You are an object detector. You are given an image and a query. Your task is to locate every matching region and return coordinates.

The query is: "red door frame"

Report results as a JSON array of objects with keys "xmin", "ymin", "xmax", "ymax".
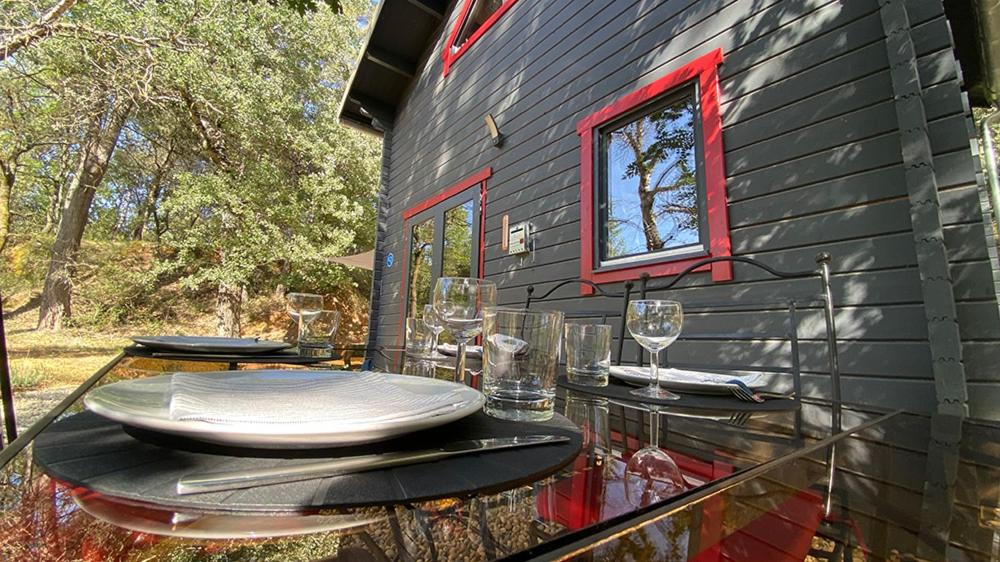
[{"xmin": 397, "ymin": 167, "xmax": 492, "ymax": 344}]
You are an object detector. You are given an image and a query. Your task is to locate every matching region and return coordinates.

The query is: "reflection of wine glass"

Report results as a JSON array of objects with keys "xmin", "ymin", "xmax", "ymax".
[
  {"xmin": 432, "ymin": 278, "xmax": 496, "ymax": 384},
  {"xmin": 422, "ymin": 304, "xmax": 446, "ymax": 359},
  {"xmin": 624, "ymin": 407, "xmax": 686, "ymax": 507},
  {"xmin": 286, "ymin": 293, "xmax": 323, "ymax": 343},
  {"xmin": 626, "ymin": 300, "xmax": 683, "ymax": 400},
  {"xmin": 624, "ymin": 449, "xmax": 686, "ymax": 507}
]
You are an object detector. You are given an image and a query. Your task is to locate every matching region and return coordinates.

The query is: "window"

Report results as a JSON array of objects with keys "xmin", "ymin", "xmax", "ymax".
[
  {"xmin": 400, "ymin": 168, "xmax": 491, "ymax": 335},
  {"xmin": 577, "ymin": 49, "xmax": 731, "ymax": 292},
  {"xmin": 442, "ymin": 0, "xmax": 519, "ymax": 76},
  {"xmin": 600, "ymin": 86, "xmax": 704, "ymax": 266}
]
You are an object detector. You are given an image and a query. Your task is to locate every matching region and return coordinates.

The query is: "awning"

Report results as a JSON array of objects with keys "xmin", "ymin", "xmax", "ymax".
[{"xmin": 329, "ymin": 250, "xmax": 375, "ymax": 270}]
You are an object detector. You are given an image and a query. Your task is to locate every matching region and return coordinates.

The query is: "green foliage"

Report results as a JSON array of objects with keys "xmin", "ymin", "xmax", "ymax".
[{"xmin": 1, "ymin": 0, "xmax": 381, "ymax": 331}]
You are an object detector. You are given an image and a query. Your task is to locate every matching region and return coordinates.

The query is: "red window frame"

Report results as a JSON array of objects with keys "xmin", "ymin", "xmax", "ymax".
[
  {"xmin": 397, "ymin": 167, "xmax": 492, "ymax": 344},
  {"xmin": 576, "ymin": 49, "xmax": 731, "ymax": 294},
  {"xmin": 441, "ymin": 0, "xmax": 520, "ymax": 77}
]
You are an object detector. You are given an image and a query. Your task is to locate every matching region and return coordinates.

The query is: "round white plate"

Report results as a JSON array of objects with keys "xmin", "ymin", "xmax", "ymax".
[
  {"xmin": 84, "ymin": 370, "xmax": 484, "ymax": 448},
  {"xmin": 132, "ymin": 336, "xmax": 292, "ymax": 354},
  {"xmin": 608, "ymin": 366, "xmax": 767, "ymax": 395}
]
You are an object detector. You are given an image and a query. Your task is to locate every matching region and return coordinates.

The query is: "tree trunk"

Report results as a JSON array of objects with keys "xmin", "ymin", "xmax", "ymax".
[
  {"xmin": 0, "ymin": 158, "xmax": 14, "ymax": 256},
  {"xmin": 37, "ymin": 100, "xmax": 130, "ymax": 330},
  {"xmin": 216, "ymin": 281, "xmax": 244, "ymax": 337},
  {"xmin": 132, "ymin": 145, "xmax": 173, "ymax": 240}
]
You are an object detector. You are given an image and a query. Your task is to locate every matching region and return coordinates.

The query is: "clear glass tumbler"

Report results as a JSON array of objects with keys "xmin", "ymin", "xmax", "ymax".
[
  {"xmin": 405, "ymin": 317, "xmax": 434, "ymax": 357},
  {"xmin": 564, "ymin": 323, "xmax": 612, "ymax": 387},
  {"xmin": 482, "ymin": 307, "xmax": 564, "ymax": 421},
  {"xmin": 298, "ymin": 309, "xmax": 340, "ymax": 358}
]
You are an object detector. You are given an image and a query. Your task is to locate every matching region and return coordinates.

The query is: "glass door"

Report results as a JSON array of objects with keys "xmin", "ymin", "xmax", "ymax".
[{"xmin": 404, "ymin": 189, "xmax": 482, "ymax": 321}]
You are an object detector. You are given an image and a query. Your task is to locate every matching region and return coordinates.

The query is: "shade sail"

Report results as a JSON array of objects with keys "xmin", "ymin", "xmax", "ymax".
[{"xmin": 329, "ymin": 250, "xmax": 374, "ymax": 270}]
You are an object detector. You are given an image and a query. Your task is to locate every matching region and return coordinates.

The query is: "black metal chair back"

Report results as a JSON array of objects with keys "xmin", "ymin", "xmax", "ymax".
[
  {"xmin": 523, "ymin": 253, "xmax": 842, "ymax": 422},
  {"xmin": 523, "ymin": 278, "xmax": 635, "ymax": 365},
  {"xmin": 0, "ymin": 295, "xmax": 17, "ymax": 448}
]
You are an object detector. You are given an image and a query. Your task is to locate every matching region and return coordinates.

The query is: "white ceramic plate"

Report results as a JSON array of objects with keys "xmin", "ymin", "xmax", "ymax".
[
  {"xmin": 608, "ymin": 366, "xmax": 767, "ymax": 395},
  {"xmin": 84, "ymin": 370, "xmax": 484, "ymax": 448},
  {"xmin": 132, "ymin": 335, "xmax": 292, "ymax": 354}
]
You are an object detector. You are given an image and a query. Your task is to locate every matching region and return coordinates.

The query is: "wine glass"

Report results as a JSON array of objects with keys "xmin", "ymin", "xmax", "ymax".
[
  {"xmin": 432, "ymin": 277, "xmax": 496, "ymax": 384},
  {"xmin": 626, "ymin": 300, "xmax": 683, "ymax": 400},
  {"xmin": 625, "ymin": 406, "xmax": 686, "ymax": 507},
  {"xmin": 422, "ymin": 304, "xmax": 446, "ymax": 359},
  {"xmin": 286, "ymin": 292, "xmax": 323, "ymax": 345}
]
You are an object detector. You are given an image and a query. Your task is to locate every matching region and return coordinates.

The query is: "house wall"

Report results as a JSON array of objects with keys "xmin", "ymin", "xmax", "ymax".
[{"xmin": 371, "ymin": 0, "xmax": 1000, "ymax": 418}]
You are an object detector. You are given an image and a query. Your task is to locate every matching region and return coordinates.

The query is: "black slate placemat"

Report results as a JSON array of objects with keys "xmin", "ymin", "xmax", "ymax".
[
  {"xmin": 558, "ymin": 376, "xmax": 799, "ymax": 412},
  {"xmin": 33, "ymin": 410, "xmax": 581, "ymax": 513}
]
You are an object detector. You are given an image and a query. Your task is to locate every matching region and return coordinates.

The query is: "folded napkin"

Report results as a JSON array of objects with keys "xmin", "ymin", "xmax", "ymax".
[
  {"xmin": 437, "ymin": 344, "xmax": 483, "ymax": 358},
  {"xmin": 169, "ymin": 371, "xmax": 467, "ymax": 425},
  {"xmin": 609, "ymin": 366, "xmax": 767, "ymax": 388}
]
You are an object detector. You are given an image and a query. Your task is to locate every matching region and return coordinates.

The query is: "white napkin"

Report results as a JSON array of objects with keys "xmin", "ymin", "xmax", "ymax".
[
  {"xmin": 437, "ymin": 344, "xmax": 483, "ymax": 358},
  {"xmin": 168, "ymin": 371, "xmax": 467, "ymax": 425},
  {"xmin": 609, "ymin": 366, "xmax": 766, "ymax": 388}
]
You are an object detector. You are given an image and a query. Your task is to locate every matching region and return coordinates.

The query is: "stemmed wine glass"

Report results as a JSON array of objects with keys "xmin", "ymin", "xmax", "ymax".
[
  {"xmin": 432, "ymin": 277, "xmax": 496, "ymax": 384},
  {"xmin": 624, "ymin": 406, "xmax": 686, "ymax": 507},
  {"xmin": 422, "ymin": 304, "xmax": 446, "ymax": 359},
  {"xmin": 286, "ymin": 292, "xmax": 324, "ymax": 347},
  {"xmin": 626, "ymin": 300, "xmax": 683, "ymax": 400}
]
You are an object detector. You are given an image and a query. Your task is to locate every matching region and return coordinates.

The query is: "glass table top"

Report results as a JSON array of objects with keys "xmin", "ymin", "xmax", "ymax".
[{"xmin": 0, "ymin": 349, "xmax": 996, "ymax": 561}]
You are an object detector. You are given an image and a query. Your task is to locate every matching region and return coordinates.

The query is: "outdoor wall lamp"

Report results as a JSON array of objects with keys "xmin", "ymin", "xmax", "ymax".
[{"xmin": 485, "ymin": 114, "xmax": 504, "ymax": 147}]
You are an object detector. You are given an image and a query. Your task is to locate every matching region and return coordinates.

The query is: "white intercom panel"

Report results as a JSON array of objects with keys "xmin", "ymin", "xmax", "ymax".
[{"xmin": 507, "ymin": 222, "xmax": 531, "ymax": 255}]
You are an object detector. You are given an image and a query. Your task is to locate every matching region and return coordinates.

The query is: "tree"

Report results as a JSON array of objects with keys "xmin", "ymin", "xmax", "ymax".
[
  {"xmin": 608, "ymin": 98, "xmax": 699, "ymax": 255},
  {"xmin": 37, "ymin": 97, "xmax": 130, "ymax": 329}
]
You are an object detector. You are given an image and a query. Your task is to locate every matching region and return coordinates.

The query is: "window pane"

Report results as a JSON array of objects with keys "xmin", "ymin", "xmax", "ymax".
[
  {"xmin": 407, "ymin": 218, "xmax": 435, "ymax": 318},
  {"xmin": 442, "ymin": 200, "xmax": 474, "ymax": 278},
  {"xmin": 602, "ymin": 92, "xmax": 700, "ymax": 261},
  {"xmin": 453, "ymin": 0, "xmax": 504, "ymax": 49}
]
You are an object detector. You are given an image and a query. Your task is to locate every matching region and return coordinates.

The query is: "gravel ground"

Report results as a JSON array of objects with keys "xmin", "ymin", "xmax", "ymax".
[{"xmin": 11, "ymin": 387, "xmax": 75, "ymax": 434}]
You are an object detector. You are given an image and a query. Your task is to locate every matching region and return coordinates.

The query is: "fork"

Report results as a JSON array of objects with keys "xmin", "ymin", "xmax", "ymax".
[{"xmin": 726, "ymin": 379, "xmax": 765, "ymax": 403}]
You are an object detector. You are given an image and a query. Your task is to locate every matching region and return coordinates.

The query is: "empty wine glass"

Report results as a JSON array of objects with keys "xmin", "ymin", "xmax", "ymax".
[
  {"xmin": 286, "ymin": 292, "xmax": 323, "ymax": 346},
  {"xmin": 432, "ymin": 277, "xmax": 497, "ymax": 384},
  {"xmin": 422, "ymin": 304, "xmax": 446, "ymax": 359},
  {"xmin": 626, "ymin": 300, "xmax": 683, "ymax": 400},
  {"xmin": 625, "ymin": 406, "xmax": 686, "ymax": 507}
]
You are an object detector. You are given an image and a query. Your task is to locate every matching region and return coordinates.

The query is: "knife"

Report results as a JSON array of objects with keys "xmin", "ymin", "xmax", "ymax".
[{"xmin": 176, "ymin": 434, "xmax": 571, "ymax": 495}]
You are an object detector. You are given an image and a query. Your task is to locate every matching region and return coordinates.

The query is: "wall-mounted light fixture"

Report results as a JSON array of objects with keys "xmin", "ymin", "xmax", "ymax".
[{"xmin": 485, "ymin": 114, "xmax": 504, "ymax": 147}]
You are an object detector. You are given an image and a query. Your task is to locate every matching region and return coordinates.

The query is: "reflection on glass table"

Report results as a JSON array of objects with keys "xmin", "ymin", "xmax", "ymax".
[{"xmin": 1, "ymin": 349, "xmax": 993, "ymax": 561}]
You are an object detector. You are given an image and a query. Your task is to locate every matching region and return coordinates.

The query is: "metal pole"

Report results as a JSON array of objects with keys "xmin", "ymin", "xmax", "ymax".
[
  {"xmin": 816, "ymin": 252, "xmax": 842, "ymax": 518},
  {"xmin": 982, "ymin": 109, "xmax": 1000, "ymax": 242},
  {"xmin": 0, "ymin": 296, "xmax": 18, "ymax": 445}
]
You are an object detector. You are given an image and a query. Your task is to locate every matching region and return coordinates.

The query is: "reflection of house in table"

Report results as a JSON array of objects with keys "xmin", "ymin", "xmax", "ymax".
[{"xmin": 341, "ymin": 0, "xmax": 1000, "ymax": 420}]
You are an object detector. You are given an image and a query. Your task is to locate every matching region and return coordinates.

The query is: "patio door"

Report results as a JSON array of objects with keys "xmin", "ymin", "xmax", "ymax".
[{"xmin": 403, "ymin": 186, "xmax": 483, "ymax": 322}]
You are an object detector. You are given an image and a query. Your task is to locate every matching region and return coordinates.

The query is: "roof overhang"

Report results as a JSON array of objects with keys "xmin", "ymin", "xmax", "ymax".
[
  {"xmin": 338, "ymin": 0, "xmax": 450, "ymax": 135},
  {"xmin": 944, "ymin": 0, "xmax": 1000, "ymax": 106}
]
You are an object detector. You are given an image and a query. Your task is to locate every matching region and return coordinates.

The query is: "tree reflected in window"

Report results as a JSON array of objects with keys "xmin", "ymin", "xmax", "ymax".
[
  {"xmin": 442, "ymin": 200, "xmax": 474, "ymax": 278},
  {"xmin": 601, "ymin": 88, "xmax": 701, "ymax": 264},
  {"xmin": 407, "ymin": 218, "xmax": 435, "ymax": 318}
]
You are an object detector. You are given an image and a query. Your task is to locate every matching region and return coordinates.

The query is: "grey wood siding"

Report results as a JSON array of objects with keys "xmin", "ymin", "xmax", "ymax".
[{"xmin": 371, "ymin": 0, "xmax": 1000, "ymax": 418}]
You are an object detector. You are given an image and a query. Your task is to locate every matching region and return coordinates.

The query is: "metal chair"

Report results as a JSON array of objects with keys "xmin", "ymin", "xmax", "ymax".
[
  {"xmin": 523, "ymin": 278, "xmax": 636, "ymax": 366},
  {"xmin": 0, "ymin": 294, "xmax": 17, "ymax": 448}
]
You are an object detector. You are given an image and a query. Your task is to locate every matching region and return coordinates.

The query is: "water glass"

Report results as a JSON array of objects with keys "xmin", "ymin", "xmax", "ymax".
[
  {"xmin": 564, "ymin": 323, "xmax": 612, "ymax": 387},
  {"xmin": 422, "ymin": 304, "xmax": 446, "ymax": 358},
  {"xmin": 432, "ymin": 277, "xmax": 497, "ymax": 384},
  {"xmin": 626, "ymin": 300, "xmax": 683, "ymax": 400},
  {"xmin": 482, "ymin": 307, "xmax": 564, "ymax": 421},
  {"xmin": 405, "ymin": 317, "xmax": 434, "ymax": 357},
  {"xmin": 287, "ymin": 292, "xmax": 324, "ymax": 341},
  {"xmin": 299, "ymin": 309, "xmax": 341, "ymax": 357}
]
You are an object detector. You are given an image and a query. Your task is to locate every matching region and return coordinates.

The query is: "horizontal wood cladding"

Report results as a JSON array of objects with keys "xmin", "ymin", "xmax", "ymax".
[{"xmin": 373, "ymin": 0, "xmax": 1000, "ymax": 415}]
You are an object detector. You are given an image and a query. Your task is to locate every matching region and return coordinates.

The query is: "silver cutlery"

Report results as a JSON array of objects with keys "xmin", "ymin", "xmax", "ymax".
[
  {"xmin": 726, "ymin": 379, "xmax": 765, "ymax": 403},
  {"xmin": 176, "ymin": 434, "xmax": 571, "ymax": 495}
]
